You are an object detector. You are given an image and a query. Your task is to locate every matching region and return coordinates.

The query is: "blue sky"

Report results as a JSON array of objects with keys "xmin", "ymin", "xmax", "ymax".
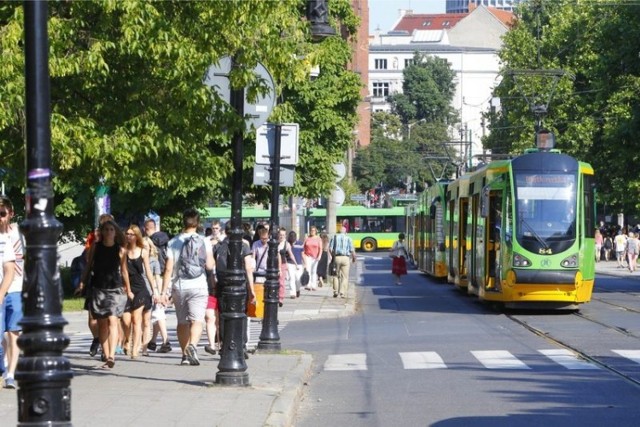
[{"xmin": 369, "ymin": 0, "xmax": 446, "ymax": 33}]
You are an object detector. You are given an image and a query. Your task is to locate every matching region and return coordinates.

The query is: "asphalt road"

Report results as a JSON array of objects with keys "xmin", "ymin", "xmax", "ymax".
[{"xmin": 286, "ymin": 254, "xmax": 640, "ymax": 427}]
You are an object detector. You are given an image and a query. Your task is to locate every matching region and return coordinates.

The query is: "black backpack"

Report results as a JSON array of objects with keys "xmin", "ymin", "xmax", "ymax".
[
  {"xmin": 178, "ymin": 234, "xmax": 206, "ymax": 279},
  {"xmin": 150, "ymin": 231, "xmax": 170, "ymax": 275}
]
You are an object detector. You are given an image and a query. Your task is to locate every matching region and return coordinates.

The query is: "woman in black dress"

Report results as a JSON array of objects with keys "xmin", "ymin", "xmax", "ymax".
[
  {"xmin": 316, "ymin": 232, "xmax": 330, "ymax": 288},
  {"xmin": 78, "ymin": 220, "xmax": 129, "ymax": 369},
  {"xmin": 123, "ymin": 224, "xmax": 156, "ymax": 358}
]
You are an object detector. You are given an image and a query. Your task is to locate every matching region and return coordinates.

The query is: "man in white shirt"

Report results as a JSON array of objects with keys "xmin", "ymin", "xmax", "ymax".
[{"xmin": 0, "ymin": 196, "xmax": 17, "ymax": 388}]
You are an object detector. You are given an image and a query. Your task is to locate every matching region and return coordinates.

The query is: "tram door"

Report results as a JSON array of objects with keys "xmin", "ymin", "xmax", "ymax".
[
  {"xmin": 485, "ymin": 190, "xmax": 503, "ymax": 290},
  {"xmin": 469, "ymin": 194, "xmax": 481, "ymax": 293},
  {"xmin": 458, "ymin": 197, "xmax": 469, "ymax": 286}
]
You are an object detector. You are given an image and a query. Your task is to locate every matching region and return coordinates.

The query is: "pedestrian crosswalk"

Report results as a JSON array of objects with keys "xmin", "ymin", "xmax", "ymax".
[
  {"xmin": 64, "ymin": 318, "xmax": 283, "ymax": 356},
  {"xmin": 320, "ymin": 349, "xmax": 640, "ymax": 371}
]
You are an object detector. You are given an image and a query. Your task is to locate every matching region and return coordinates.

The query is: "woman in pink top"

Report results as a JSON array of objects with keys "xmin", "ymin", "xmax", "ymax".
[{"xmin": 303, "ymin": 226, "xmax": 322, "ymax": 290}]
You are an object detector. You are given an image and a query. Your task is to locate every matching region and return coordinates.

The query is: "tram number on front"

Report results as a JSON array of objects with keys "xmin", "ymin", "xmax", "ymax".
[{"xmin": 538, "ymin": 248, "xmax": 553, "ymax": 255}]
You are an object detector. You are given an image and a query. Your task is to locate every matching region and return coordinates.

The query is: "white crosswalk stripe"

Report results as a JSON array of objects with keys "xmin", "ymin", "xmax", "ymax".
[
  {"xmin": 64, "ymin": 318, "xmax": 284, "ymax": 356},
  {"xmin": 324, "ymin": 353, "xmax": 368, "ymax": 371},
  {"xmin": 612, "ymin": 349, "xmax": 640, "ymax": 364},
  {"xmin": 472, "ymin": 350, "xmax": 530, "ymax": 369},
  {"xmin": 538, "ymin": 349, "xmax": 599, "ymax": 370},
  {"xmin": 399, "ymin": 351, "xmax": 447, "ymax": 369}
]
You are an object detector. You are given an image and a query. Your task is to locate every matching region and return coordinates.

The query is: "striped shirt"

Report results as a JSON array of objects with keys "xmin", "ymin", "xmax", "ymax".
[
  {"xmin": 329, "ymin": 233, "xmax": 354, "ymax": 256},
  {"xmin": 0, "ymin": 233, "xmax": 16, "ymax": 285},
  {"xmin": 7, "ymin": 224, "xmax": 24, "ymax": 293}
]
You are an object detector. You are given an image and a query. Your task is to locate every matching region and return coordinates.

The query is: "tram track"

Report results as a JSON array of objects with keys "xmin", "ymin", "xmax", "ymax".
[{"xmin": 506, "ymin": 313, "xmax": 640, "ymax": 390}]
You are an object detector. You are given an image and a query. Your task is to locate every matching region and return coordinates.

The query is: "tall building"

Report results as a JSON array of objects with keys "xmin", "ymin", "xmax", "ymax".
[
  {"xmin": 369, "ymin": 6, "xmax": 514, "ymax": 165},
  {"xmin": 446, "ymin": 0, "xmax": 525, "ymax": 13},
  {"xmin": 351, "ymin": 0, "xmax": 370, "ymax": 149}
]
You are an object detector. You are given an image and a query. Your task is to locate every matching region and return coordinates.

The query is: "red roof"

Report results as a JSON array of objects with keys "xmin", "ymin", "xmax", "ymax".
[
  {"xmin": 393, "ymin": 13, "xmax": 467, "ymax": 33},
  {"xmin": 487, "ymin": 7, "xmax": 515, "ymax": 27}
]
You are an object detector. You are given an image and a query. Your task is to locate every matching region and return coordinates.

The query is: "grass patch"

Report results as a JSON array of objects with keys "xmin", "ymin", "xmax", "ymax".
[{"xmin": 63, "ymin": 297, "xmax": 85, "ymax": 313}]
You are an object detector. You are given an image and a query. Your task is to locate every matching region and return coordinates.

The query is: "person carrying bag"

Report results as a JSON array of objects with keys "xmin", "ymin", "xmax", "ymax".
[{"xmin": 390, "ymin": 233, "xmax": 408, "ymax": 285}]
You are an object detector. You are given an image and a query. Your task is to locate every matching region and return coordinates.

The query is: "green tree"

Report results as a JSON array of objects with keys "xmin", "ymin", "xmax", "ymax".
[
  {"xmin": 0, "ymin": 0, "xmax": 360, "ymax": 237},
  {"xmin": 485, "ymin": 0, "xmax": 640, "ymax": 217},
  {"xmin": 388, "ymin": 52, "xmax": 457, "ymax": 126}
]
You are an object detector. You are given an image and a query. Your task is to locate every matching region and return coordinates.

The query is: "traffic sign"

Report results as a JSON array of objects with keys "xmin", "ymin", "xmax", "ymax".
[
  {"xmin": 255, "ymin": 124, "xmax": 299, "ymax": 166},
  {"xmin": 350, "ymin": 194, "xmax": 366, "ymax": 202},
  {"xmin": 253, "ymin": 164, "xmax": 295, "ymax": 187},
  {"xmin": 204, "ymin": 57, "xmax": 276, "ymax": 130},
  {"xmin": 334, "ymin": 185, "xmax": 345, "ymax": 207},
  {"xmin": 333, "ymin": 163, "xmax": 346, "ymax": 182}
]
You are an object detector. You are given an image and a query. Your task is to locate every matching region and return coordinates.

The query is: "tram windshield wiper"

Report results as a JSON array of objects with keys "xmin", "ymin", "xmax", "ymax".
[{"xmin": 520, "ymin": 218, "xmax": 549, "ymax": 250}]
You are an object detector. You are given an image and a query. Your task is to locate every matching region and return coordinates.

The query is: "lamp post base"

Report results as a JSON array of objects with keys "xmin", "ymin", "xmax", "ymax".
[
  {"xmin": 257, "ymin": 341, "xmax": 282, "ymax": 352},
  {"xmin": 215, "ymin": 371, "xmax": 251, "ymax": 386}
]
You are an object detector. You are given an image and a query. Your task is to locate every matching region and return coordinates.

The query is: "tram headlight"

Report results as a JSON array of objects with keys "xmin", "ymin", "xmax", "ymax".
[
  {"xmin": 561, "ymin": 254, "xmax": 578, "ymax": 268},
  {"xmin": 513, "ymin": 253, "xmax": 531, "ymax": 267}
]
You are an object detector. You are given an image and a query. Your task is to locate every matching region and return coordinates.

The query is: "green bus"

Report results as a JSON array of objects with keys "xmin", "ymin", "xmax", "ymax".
[
  {"xmin": 308, "ymin": 206, "xmax": 406, "ymax": 252},
  {"xmin": 203, "ymin": 206, "xmax": 271, "ymax": 227}
]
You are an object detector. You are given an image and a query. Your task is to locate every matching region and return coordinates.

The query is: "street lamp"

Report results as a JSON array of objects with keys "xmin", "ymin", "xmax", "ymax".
[
  {"xmin": 216, "ymin": 57, "xmax": 251, "ymax": 386},
  {"xmin": 257, "ymin": 0, "xmax": 336, "ymax": 352},
  {"xmin": 17, "ymin": 1, "xmax": 73, "ymax": 424}
]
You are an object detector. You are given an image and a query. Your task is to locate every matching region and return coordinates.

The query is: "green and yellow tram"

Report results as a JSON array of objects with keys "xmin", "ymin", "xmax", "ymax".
[{"xmin": 408, "ymin": 136, "xmax": 596, "ymax": 309}]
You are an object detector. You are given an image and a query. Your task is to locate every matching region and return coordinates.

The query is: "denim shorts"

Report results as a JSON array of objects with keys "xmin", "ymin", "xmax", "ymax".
[{"xmin": 3, "ymin": 292, "xmax": 23, "ymax": 332}]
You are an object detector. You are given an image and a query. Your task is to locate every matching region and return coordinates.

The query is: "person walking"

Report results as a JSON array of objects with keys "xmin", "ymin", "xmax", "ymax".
[
  {"xmin": 0, "ymin": 196, "xmax": 18, "ymax": 388},
  {"xmin": 316, "ymin": 233, "xmax": 330, "ymax": 288},
  {"xmin": 303, "ymin": 226, "xmax": 322, "ymax": 291},
  {"xmin": 594, "ymin": 229, "xmax": 603, "ymax": 262},
  {"xmin": 77, "ymin": 220, "xmax": 129, "ymax": 369},
  {"xmin": 390, "ymin": 233, "xmax": 409, "ymax": 285},
  {"xmin": 627, "ymin": 232, "xmax": 639, "ymax": 273},
  {"xmin": 161, "ymin": 208, "xmax": 214, "ymax": 366},
  {"xmin": 329, "ymin": 227, "xmax": 357, "ymax": 299},
  {"xmin": 123, "ymin": 225, "xmax": 156, "ymax": 358},
  {"xmin": 278, "ymin": 227, "xmax": 297, "ymax": 302},
  {"xmin": 614, "ymin": 230, "xmax": 628, "ymax": 268},
  {"xmin": 287, "ymin": 231, "xmax": 304, "ymax": 298}
]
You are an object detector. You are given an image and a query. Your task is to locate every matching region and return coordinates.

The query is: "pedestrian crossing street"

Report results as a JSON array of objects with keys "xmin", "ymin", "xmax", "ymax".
[{"xmin": 323, "ymin": 349, "xmax": 640, "ymax": 371}]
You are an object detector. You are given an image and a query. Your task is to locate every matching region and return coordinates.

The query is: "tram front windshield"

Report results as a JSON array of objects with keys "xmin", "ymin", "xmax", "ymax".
[{"xmin": 514, "ymin": 172, "xmax": 577, "ymax": 252}]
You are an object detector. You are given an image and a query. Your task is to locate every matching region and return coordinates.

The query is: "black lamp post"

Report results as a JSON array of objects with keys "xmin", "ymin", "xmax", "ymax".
[
  {"xmin": 216, "ymin": 57, "xmax": 250, "ymax": 386},
  {"xmin": 257, "ymin": 1, "xmax": 336, "ymax": 351},
  {"xmin": 257, "ymin": 124, "xmax": 283, "ymax": 352},
  {"xmin": 17, "ymin": 1, "xmax": 73, "ymax": 425}
]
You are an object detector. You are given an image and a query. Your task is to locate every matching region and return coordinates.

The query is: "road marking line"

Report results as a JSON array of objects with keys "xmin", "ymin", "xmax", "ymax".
[
  {"xmin": 539, "ymin": 349, "xmax": 599, "ymax": 370},
  {"xmin": 324, "ymin": 353, "xmax": 367, "ymax": 371},
  {"xmin": 399, "ymin": 351, "xmax": 447, "ymax": 369},
  {"xmin": 472, "ymin": 350, "xmax": 530, "ymax": 369},
  {"xmin": 612, "ymin": 350, "xmax": 640, "ymax": 364}
]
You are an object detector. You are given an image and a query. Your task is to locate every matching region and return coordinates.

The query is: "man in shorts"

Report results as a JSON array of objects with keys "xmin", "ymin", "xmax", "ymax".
[{"xmin": 161, "ymin": 208, "xmax": 214, "ymax": 366}]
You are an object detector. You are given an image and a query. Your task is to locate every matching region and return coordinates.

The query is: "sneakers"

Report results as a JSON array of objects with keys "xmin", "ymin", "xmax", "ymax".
[
  {"xmin": 3, "ymin": 377, "xmax": 16, "ymax": 389},
  {"xmin": 89, "ymin": 337, "xmax": 100, "ymax": 357},
  {"xmin": 185, "ymin": 344, "xmax": 200, "ymax": 366},
  {"xmin": 158, "ymin": 341, "xmax": 172, "ymax": 353},
  {"xmin": 147, "ymin": 341, "xmax": 157, "ymax": 352},
  {"xmin": 180, "ymin": 356, "xmax": 190, "ymax": 366},
  {"xmin": 204, "ymin": 345, "xmax": 217, "ymax": 356}
]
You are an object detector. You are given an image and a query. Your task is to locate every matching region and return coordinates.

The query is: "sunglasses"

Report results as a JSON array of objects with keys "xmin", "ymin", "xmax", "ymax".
[{"xmin": 0, "ymin": 211, "xmax": 7, "ymax": 218}]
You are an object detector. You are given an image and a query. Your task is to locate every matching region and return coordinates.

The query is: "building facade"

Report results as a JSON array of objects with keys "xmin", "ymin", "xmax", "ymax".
[
  {"xmin": 446, "ymin": 0, "xmax": 526, "ymax": 13},
  {"xmin": 368, "ymin": 6, "xmax": 512, "ymax": 166}
]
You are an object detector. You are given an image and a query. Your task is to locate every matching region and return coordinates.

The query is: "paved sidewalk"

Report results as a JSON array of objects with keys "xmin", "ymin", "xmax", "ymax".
[
  {"xmin": 0, "ymin": 261, "xmax": 361, "ymax": 426},
  {"xmin": 595, "ymin": 259, "xmax": 640, "ymax": 279}
]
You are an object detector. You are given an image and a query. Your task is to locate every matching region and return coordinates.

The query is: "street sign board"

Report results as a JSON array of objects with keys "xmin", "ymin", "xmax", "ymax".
[
  {"xmin": 255, "ymin": 123, "xmax": 299, "ymax": 166},
  {"xmin": 350, "ymin": 194, "xmax": 366, "ymax": 201},
  {"xmin": 253, "ymin": 163, "xmax": 295, "ymax": 187},
  {"xmin": 204, "ymin": 57, "xmax": 275, "ymax": 130}
]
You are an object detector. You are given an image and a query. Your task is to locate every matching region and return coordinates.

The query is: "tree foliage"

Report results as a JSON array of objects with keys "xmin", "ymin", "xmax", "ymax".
[
  {"xmin": 388, "ymin": 52, "xmax": 457, "ymax": 125},
  {"xmin": 0, "ymin": 0, "xmax": 360, "ymax": 237},
  {"xmin": 484, "ymin": 0, "xmax": 640, "ymax": 216}
]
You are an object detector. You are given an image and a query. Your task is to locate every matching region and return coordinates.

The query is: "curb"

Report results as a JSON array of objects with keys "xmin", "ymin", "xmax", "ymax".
[{"xmin": 264, "ymin": 353, "xmax": 313, "ymax": 427}]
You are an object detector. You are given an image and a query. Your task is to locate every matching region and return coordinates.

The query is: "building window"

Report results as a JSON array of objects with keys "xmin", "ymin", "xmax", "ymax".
[
  {"xmin": 372, "ymin": 82, "xmax": 390, "ymax": 97},
  {"xmin": 404, "ymin": 59, "xmax": 414, "ymax": 68},
  {"xmin": 374, "ymin": 58, "xmax": 388, "ymax": 70}
]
